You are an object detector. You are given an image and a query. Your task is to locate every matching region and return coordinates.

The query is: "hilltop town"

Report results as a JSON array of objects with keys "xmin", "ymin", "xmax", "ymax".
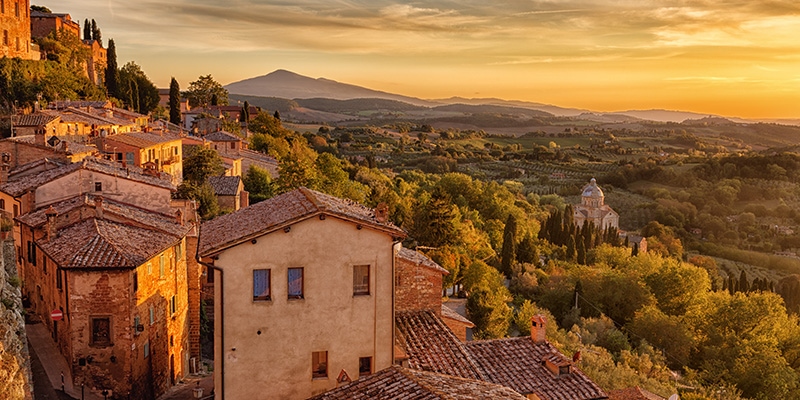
[{"xmin": 5, "ymin": 3, "xmax": 800, "ymax": 400}]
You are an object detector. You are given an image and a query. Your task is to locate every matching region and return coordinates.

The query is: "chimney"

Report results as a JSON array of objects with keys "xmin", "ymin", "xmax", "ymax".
[
  {"xmin": 375, "ymin": 202, "xmax": 389, "ymax": 223},
  {"xmin": 0, "ymin": 153, "xmax": 10, "ymax": 184},
  {"xmin": 175, "ymin": 209, "xmax": 184, "ymax": 226},
  {"xmin": 35, "ymin": 126, "xmax": 46, "ymax": 147},
  {"xmin": 45, "ymin": 206, "xmax": 58, "ymax": 240},
  {"xmin": 94, "ymin": 196, "xmax": 104, "ymax": 219},
  {"xmin": 531, "ymin": 315, "xmax": 547, "ymax": 344}
]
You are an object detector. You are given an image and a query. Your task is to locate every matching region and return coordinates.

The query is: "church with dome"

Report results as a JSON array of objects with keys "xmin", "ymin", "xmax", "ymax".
[{"xmin": 574, "ymin": 178, "xmax": 619, "ymax": 230}]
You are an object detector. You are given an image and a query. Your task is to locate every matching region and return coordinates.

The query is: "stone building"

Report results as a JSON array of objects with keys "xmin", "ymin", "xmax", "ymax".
[
  {"xmin": 95, "ymin": 131, "xmax": 184, "ymax": 185},
  {"xmin": 1, "ymin": 0, "xmax": 32, "ymax": 59},
  {"xmin": 204, "ymin": 130, "xmax": 279, "ymax": 178},
  {"xmin": 30, "ymin": 10, "xmax": 79, "ymax": 39},
  {"xmin": 198, "ymin": 188, "xmax": 405, "ymax": 400},
  {"xmin": 574, "ymin": 178, "xmax": 619, "ymax": 230},
  {"xmin": 16, "ymin": 194, "xmax": 192, "ymax": 399},
  {"xmin": 207, "ymin": 175, "xmax": 247, "ymax": 211}
]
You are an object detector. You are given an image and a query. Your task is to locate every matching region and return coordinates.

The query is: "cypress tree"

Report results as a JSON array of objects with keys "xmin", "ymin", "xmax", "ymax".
[
  {"xmin": 105, "ymin": 39, "xmax": 119, "ymax": 98},
  {"xmin": 242, "ymin": 101, "xmax": 250, "ymax": 122},
  {"xmin": 274, "ymin": 110, "xmax": 281, "ymax": 120},
  {"xmin": 84, "ymin": 19, "xmax": 91, "ymax": 41},
  {"xmin": 211, "ymin": 93, "xmax": 218, "ymax": 106},
  {"xmin": 566, "ymin": 235, "xmax": 576, "ymax": 261},
  {"xmin": 500, "ymin": 214, "xmax": 518, "ymax": 277},
  {"xmin": 631, "ymin": 242, "xmax": 639, "ymax": 257},
  {"xmin": 577, "ymin": 239, "xmax": 586, "ymax": 265},
  {"xmin": 739, "ymin": 270, "xmax": 750, "ymax": 292},
  {"xmin": 169, "ymin": 77, "xmax": 181, "ymax": 126},
  {"xmin": 91, "ymin": 19, "xmax": 101, "ymax": 45}
]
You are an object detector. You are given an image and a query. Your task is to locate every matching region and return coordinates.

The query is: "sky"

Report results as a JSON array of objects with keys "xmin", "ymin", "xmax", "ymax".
[{"xmin": 37, "ymin": 0, "xmax": 800, "ymax": 119}]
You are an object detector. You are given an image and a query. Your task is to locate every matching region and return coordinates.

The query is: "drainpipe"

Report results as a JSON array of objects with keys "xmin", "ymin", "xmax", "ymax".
[
  {"xmin": 391, "ymin": 237, "xmax": 403, "ymax": 366},
  {"xmin": 195, "ymin": 230, "xmax": 224, "ymax": 400}
]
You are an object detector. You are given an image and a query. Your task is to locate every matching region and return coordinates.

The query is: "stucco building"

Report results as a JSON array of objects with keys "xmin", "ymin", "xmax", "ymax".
[
  {"xmin": 95, "ymin": 131, "xmax": 183, "ymax": 185},
  {"xmin": 17, "ymin": 194, "xmax": 192, "ymax": 399},
  {"xmin": 198, "ymin": 188, "xmax": 405, "ymax": 400},
  {"xmin": 1, "ymin": 0, "xmax": 32, "ymax": 59},
  {"xmin": 573, "ymin": 178, "xmax": 619, "ymax": 230}
]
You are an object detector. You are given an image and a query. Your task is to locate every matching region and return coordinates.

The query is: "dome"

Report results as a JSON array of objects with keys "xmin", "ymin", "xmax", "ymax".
[{"xmin": 581, "ymin": 178, "xmax": 604, "ymax": 198}]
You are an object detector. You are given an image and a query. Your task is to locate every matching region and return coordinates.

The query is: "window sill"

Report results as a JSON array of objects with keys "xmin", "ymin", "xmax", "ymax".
[
  {"xmin": 312, "ymin": 376, "xmax": 328, "ymax": 381},
  {"xmin": 288, "ymin": 295, "xmax": 304, "ymax": 300},
  {"xmin": 253, "ymin": 297, "xmax": 272, "ymax": 302},
  {"xmin": 353, "ymin": 293, "xmax": 370, "ymax": 297}
]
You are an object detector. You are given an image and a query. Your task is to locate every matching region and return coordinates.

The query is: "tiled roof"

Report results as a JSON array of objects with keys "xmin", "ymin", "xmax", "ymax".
[
  {"xmin": 12, "ymin": 114, "xmax": 59, "ymax": 127},
  {"xmin": 308, "ymin": 365, "xmax": 526, "ymax": 400},
  {"xmin": 0, "ymin": 157, "xmax": 174, "ymax": 197},
  {"xmin": 207, "ymin": 176, "xmax": 241, "ymax": 196},
  {"xmin": 608, "ymin": 387, "xmax": 665, "ymax": 400},
  {"xmin": 48, "ymin": 100, "xmax": 112, "ymax": 110},
  {"xmin": 103, "ymin": 131, "xmax": 181, "ymax": 148},
  {"xmin": 395, "ymin": 310, "xmax": 485, "ymax": 380},
  {"xmin": 199, "ymin": 187, "xmax": 405, "ymax": 256},
  {"xmin": 205, "ymin": 131, "xmax": 241, "ymax": 142},
  {"xmin": 38, "ymin": 218, "xmax": 183, "ymax": 269},
  {"xmin": 465, "ymin": 337, "xmax": 607, "ymax": 400},
  {"xmin": 9, "ymin": 158, "xmax": 65, "ymax": 178},
  {"xmin": 45, "ymin": 107, "xmax": 132, "ymax": 127},
  {"xmin": 397, "ymin": 247, "xmax": 449, "ymax": 275},
  {"xmin": 8, "ymin": 135, "xmax": 97, "ymax": 155},
  {"xmin": 441, "ymin": 305, "xmax": 474, "ymax": 328},
  {"xmin": 17, "ymin": 194, "xmax": 190, "ymax": 238}
]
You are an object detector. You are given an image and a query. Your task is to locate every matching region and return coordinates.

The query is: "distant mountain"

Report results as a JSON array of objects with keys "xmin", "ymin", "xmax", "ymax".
[
  {"xmin": 433, "ymin": 97, "xmax": 587, "ymax": 117},
  {"xmin": 432, "ymin": 103, "xmax": 553, "ymax": 118},
  {"xmin": 225, "ymin": 70, "xmax": 439, "ymax": 107}
]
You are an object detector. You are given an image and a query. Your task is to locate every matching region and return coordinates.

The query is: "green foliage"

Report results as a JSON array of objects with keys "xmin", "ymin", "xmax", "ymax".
[
  {"xmin": 276, "ymin": 139, "xmax": 319, "ymax": 192},
  {"xmin": 105, "ymin": 39, "xmax": 119, "ymax": 98},
  {"xmin": 500, "ymin": 214, "xmax": 517, "ymax": 277},
  {"xmin": 169, "ymin": 77, "xmax": 181, "ymax": 125},
  {"xmin": 185, "ymin": 74, "xmax": 228, "ymax": 108},
  {"xmin": 31, "ymin": 5, "xmax": 52, "ymax": 12},
  {"xmin": 35, "ymin": 28, "xmax": 90, "ymax": 71},
  {"xmin": 91, "ymin": 19, "xmax": 102, "ymax": 45},
  {"xmin": 248, "ymin": 111, "xmax": 288, "ymax": 137},
  {"xmin": 183, "ymin": 147, "xmax": 224, "ymax": 183},
  {"xmin": 466, "ymin": 261, "xmax": 512, "ymax": 339},
  {"xmin": 512, "ymin": 299, "xmax": 538, "ymax": 336},
  {"xmin": 7, "ymin": 276, "xmax": 20, "ymax": 288},
  {"xmin": 175, "ymin": 181, "xmax": 219, "ymax": 220},
  {"xmin": 118, "ymin": 62, "xmax": 159, "ymax": 114},
  {"xmin": 242, "ymin": 165, "xmax": 274, "ymax": 204}
]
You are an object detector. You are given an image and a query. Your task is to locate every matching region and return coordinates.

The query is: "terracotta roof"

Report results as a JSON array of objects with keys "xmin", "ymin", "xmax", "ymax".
[
  {"xmin": 199, "ymin": 187, "xmax": 405, "ymax": 256},
  {"xmin": 9, "ymin": 158, "xmax": 65, "ymax": 178},
  {"xmin": 309, "ymin": 365, "xmax": 526, "ymax": 400},
  {"xmin": 12, "ymin": 114, "xmax": 59, "ymax": 127},
  {"xmin": 398, "ymin": 247, "xmax": 449, "ymax": 275},
  {"xmin": 395, "ymin": 310, "xmax": 485, "ymax": 381},
  {"xmin": 48, "ymin": 100, "xmax": 112, "ymax": 110},
  {"xmin": 465, "ymin": 337, "xmax": 607, "ymax": 400},
  {"xmin": 608, "ymin": 387, "xmax": 665, "ymax": 400},
  {"xmin": 8, "ymin": 135, "xmax": 97, "ymax": 155},
  {"xmin": 103, "ymin": 131, "xmax": 181, "ymax": 148},
  {"xmin": 0, "ymin": 157, "xmax": 175, "ymax": 197},
  {"xmin": 441, "ymin": 305, "xmax": 474, "ymax": 328},
  {"xmin": 38, "ymin": 218, "xmax": 183, "ymax": 270},
  {"xmin": 207, "ymin": 176, "xmax": 241, "ymax": 196},
  {"xmin": 16, "ymin": 194, "xmax": 189, "ymax": 238},
  {"xmin": 205, "ymin": 131, "xmax": 241, "ymax": 142}
]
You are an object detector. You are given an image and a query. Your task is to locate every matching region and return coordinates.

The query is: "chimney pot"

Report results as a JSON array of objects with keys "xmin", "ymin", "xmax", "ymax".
[{"xmin": 94, "ymin": 196, "xmax": 104, "ymax": 219}]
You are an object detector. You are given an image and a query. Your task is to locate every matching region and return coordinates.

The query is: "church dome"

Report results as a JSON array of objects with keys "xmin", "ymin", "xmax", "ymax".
[{"xmin": 582, "ymin": 178, "xmax": 604, "ymax": 198}]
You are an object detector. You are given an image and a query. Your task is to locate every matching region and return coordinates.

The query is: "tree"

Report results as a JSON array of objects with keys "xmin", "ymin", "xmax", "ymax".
[
  {"xmin": 30, "ymin": 5, "xmax": 51, "ymax": 12},
  {"xmin": 243, "ymin": 165, "xmax": 274, "ymax": 204},
  {"xmin": 183, "ymin": 147, "xmax": 224, "ymax": 183},
  {"xmin": 242, "ymin": 101, "xmax": 250, "ymax": 123},
  {"xmin": 248, "ymin": 111, "xmax": 287, "ymax": 137},
  {"xmin": 91, "ymin": 19, "xmax": 101, "ymax": 45},
  {"xmin": 175, "ymin": 181, "xmax": 219, "ymax": 220},
  {"xmin": 185, "ymin": 75, "xmax": 228, "ymax": 108},
  {"xmin": 83, "ymin": 19, "xmax": 91, "ymax": 41},
  {"xmin": 273, "ymin": 110, "xmax": 280, "ymax": 120},
  {"xmin": 35, "ymin": 28, "xmax": 90, "ymax": 70},
  {"xmin": 500, "ymin": 214, "xmax": 518, "ymax": 277},
  {"xmin": 169, "ymin": 77, "xmax": 181, "ymax": 125},
  {"xmin": 118, "ymin": 62, "xmax": 159, "ymax": 114},
  {"xmin": 465, "ymin": 261, "xmax": 512, "ymax": 339},
  {"xmin": 412, "ymin": 187, "xmax": 461, "ymax": 248},
  {"xmin": 105, "ymin": 39, "xmax": 119, "ymax": 98},
  {"xmin": 276, "ymin": 139, "xmax": 319, "ymax": 192}
]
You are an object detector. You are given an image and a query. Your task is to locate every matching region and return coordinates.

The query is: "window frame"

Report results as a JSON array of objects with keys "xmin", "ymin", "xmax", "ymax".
[
  {"xmin": 288, "ymin": 267, "xmax": 304, "ymax": 299},
  {"xmin": 94, "ymin": 181, "xmax": 102, "ymax": 192},
  {"xmin": 253, "ymin": 269, "xmax": 271, "ymax": 301},
  {"xmin": 90, "ymin": 316, "xmax": 112, "ymax": 347},
  {"xmin": 312, "ymin": 351, "xmax": 328, "ymax": 379},
  {"xmin": 353, "ymin": 265, "xmax": 370, "ymax": 296},
  {"xmin": 359, "ymin": 356, "xmax": 372, "ymax": 376}
]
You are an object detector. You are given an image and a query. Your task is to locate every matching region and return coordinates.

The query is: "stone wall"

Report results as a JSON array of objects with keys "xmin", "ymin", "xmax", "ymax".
[
  {"xmin": 395, "ymin": 256, "xmax": 444, "ymax": 315},
  {"xmin": 0, "ymin": 238, "xmax": 33, "ymax": 399}
]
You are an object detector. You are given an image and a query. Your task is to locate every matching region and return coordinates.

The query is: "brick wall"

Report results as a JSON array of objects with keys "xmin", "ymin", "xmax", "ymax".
[
  {"xmin": 1, "ymin": 0, "xmax": 31, "ymax": 59},
  {"xmin": 395, "ymin": 256, "xmax": 443, "ymax": 315}
]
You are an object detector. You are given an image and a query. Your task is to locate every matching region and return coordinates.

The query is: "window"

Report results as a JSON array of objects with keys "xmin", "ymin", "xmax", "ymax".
[
  {"xmin": 14, "ymin": 37, "xmax": 18, "ymax": 51},
  {"xmin": 147, "ymin": 262, "xmax": 152, "ymax": 275},
  {"xmin": 144, "ymin": 341, "xmax": 150, "ymax": 358},
  {"xmin": 175, "ymin": 242, "xmax": 182, "ymax": 261},
  {"xmin": 253, "ymin": 269, "xmax": 270, "ymax": 301},
  {"xmin": 2, "ymin": 31, "xmax": 7, "ymax": 46},
  {"xmin": 170, "ymin": 295, "xmax": 176, "ymax": 315},
  {"xmin": 94, "ymin": 182, "xmax": 102, "ymax": 192},
  {"xmin": 14, "ymin": 1, "xmax": 18, "ymax": 17},
  {"xmin": 0, "ymin": 199, "xmax": 5, "ymax": 209},
  {"xmin": 312, "ymin": 351, "xmax": 328, "ymax": 379},
  {"xmin": 134, "ymin": 316, "xmax": 140, "ymax": 331},
  {"xmin": 353, "ymin": 265, "xmax": 370, "ymax": 295},
  {"xmin": 12, "ymin": 204, "xmax": 17, "ymax": 217},
  {"xmin": 133, "ymin": 271, "xmax": 138, "ymax": 293},
  {"xmin": 90, "ymin": 317, "xmax": 111, "ymax": 346},
  {"xmin": 288, "ymin": 268, "xmax": 303, "ymax": 299},
  {"xmin": 359, "ymin": 357, "xmax": 372, "ymax": 376},
  {"xmin": 126, "ymin": 152, "xmax": 134, "ymax": 165},
  {"xmin": 1, "ymin": 1, "xmax": 4, "ymax": 14},
  {"xmin": 149, "ymin": 306, "xmax": 154, "ymax": 325},
  {"xmin": 206, "ymin": 266, "xmax": 214, "ymax": 283},
  {"xmin": 159, "ymin": 254, "xmax": 165, "ymax": 277},
  {"xmin": 56, "ymin": 268, "xmax": 62, "ymax": 290}
]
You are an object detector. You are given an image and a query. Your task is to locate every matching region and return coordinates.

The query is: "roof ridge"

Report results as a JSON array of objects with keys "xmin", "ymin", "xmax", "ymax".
[
  {"xmin": 298, "ymin": 187, "xmax": 326, "ymax": 211},
  {"xmin": 398, "ymin": 369, "xmax": 447, "ymax": 399}
]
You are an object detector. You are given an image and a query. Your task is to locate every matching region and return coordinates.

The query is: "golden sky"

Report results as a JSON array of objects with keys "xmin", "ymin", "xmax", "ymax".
[{"xmin": 40, "ymin": 1, "xmax": 800, "ymax": 118}]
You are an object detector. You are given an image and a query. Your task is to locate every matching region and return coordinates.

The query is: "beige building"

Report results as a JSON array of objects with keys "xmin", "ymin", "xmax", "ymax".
[
  {"xmin": 574, "ymin": 178, "xmax": 619, "ymax": 230},
  {"xmin": 199, "ymin": 188, "xmax": 405, "ymax": 400}
]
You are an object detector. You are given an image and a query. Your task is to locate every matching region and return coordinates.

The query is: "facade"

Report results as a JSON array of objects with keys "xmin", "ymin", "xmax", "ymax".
[
  {"xmin": 207, "ymin": 175, "xmax": 247, "ymax": 211},
  {"xmin": 17, "ymin": 195, "xmax": 191, "ymax": 399},
  {"xmin": 95, "ymin": 132, "xmax": 183, "ymax": 185},
  {"xmin": 573, "ymin": 178, "xmax": 619, "ymax": 230},
  {"xmin": 1, "ymin": 0, "xmax": 32, "ymax": 59},
  {"xmin": 83, "ymin": 39, "xmax": 106, "ymax": 84},
  {"xmin": 199, "ymin": 188, "xmax": 405, "ymax": 400},
  {"xmin": 30, "ymin": 10, "xmax": 80, "ymax": 39}
]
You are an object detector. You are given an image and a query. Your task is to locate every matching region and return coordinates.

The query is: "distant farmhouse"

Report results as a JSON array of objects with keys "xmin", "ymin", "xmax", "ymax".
[{"xmin": 574, "ymin": 178, "xmax": 619, "ymax": 230}]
